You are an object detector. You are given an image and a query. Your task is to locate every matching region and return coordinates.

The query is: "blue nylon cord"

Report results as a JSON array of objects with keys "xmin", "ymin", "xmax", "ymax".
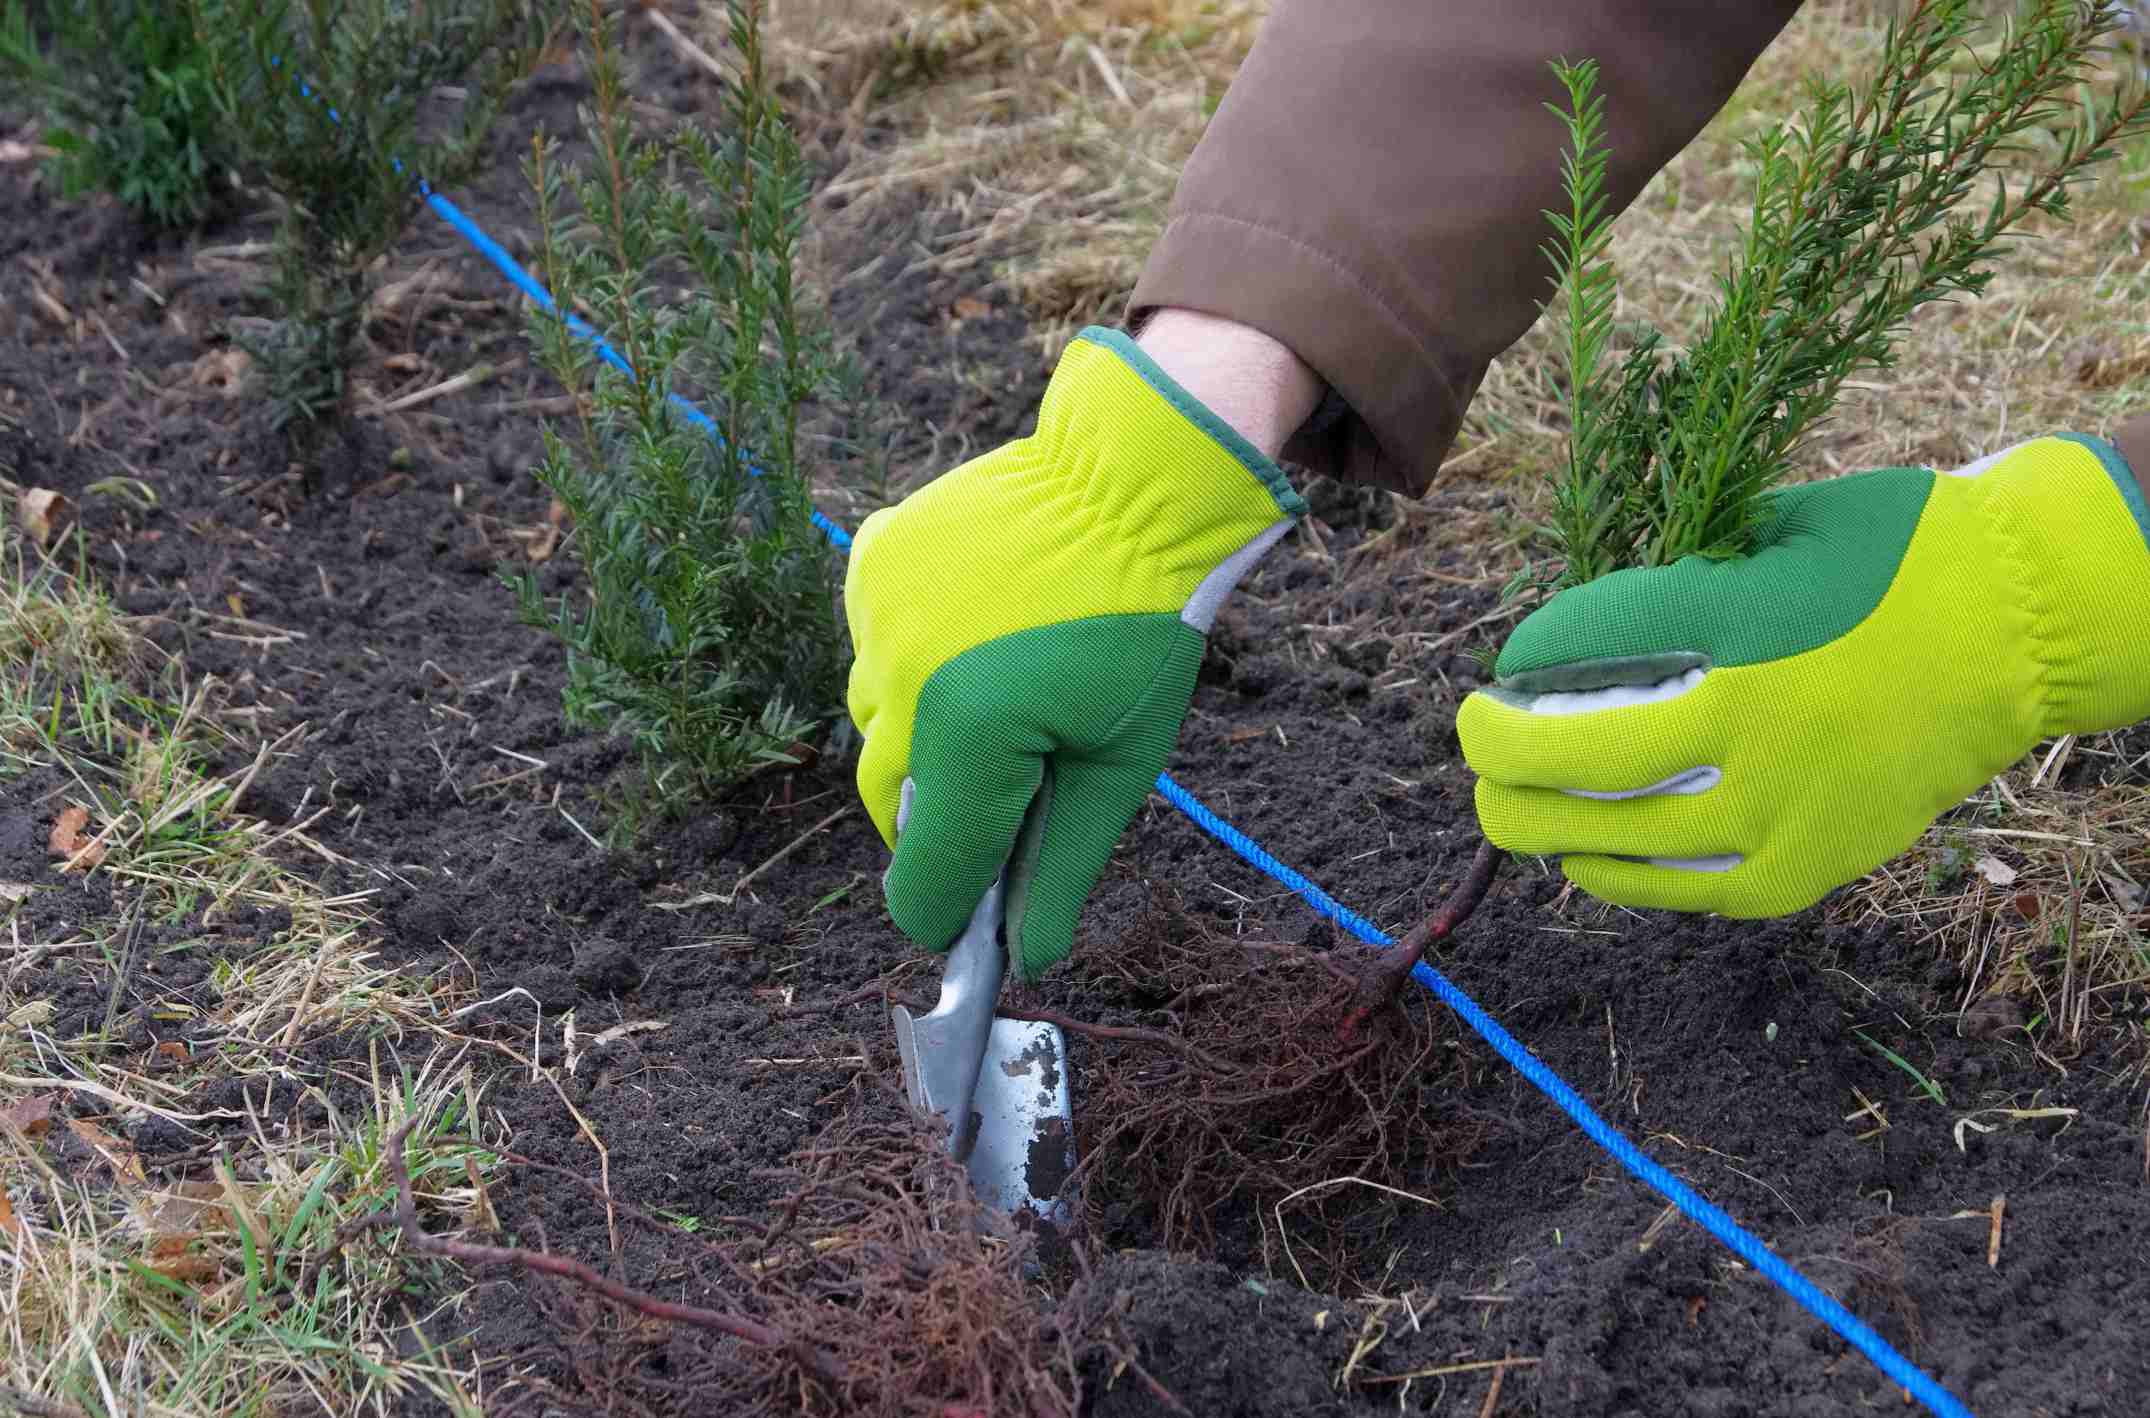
[
  {"xmin": 264, "ymin": 57, "xmax": 1970, "ymax": 1415},
  {"xmin": 1155, "ymin": 779, "xmax": 1972, "ymax": 1417}
]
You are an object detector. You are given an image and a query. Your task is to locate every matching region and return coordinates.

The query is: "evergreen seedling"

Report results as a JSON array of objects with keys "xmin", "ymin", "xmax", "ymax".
[
  {"xmin": 0, "ymin": 0, "xmax": 234, "ymax": 231},
  {"xmin": 1535, "ymin": 0, "xmax": 2150, "ymax": 586},
  {"xmin": 513, "ymin": 0, "xmax": 853, "ymax": 826},
  {"xmin": 206, "ymin": 0, "xmax": 561, "ymax": 471}
]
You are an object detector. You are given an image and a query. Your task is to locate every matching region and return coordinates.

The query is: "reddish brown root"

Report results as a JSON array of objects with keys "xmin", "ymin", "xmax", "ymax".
[
  {"xmin": 1041, "ymin": 892, "xmax": 1485, "ymax": 1288},
  {"xmin": 1336, "ymin": 837, "xmax": 1502, "ymax": 1044}
]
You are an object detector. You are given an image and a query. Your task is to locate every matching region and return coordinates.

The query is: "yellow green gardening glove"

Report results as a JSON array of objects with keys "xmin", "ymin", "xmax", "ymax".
[
  {"xmin": 844, "ymin": 327, "xmax": 1304, "ymax": 978},
  {"xmin": 1459, "ymin": 434, "xmax": 2150, "ymax": 916}
]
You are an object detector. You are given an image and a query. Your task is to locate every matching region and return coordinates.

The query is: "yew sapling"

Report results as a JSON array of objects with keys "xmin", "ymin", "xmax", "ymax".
[
  {"xmin": 1535, "ymin": 0, "xmax": 2150, "ymax": 589},
  {"xmin": 206, "ymin": 0, "xmax": 562, "ymax": 469},
  {"xmin": 512, "ymin": 0, "xmax": 853, "ymax": 829},
  {"xmin": 0, "ymin": 0, "xmax": 234, "ymax": 231}
]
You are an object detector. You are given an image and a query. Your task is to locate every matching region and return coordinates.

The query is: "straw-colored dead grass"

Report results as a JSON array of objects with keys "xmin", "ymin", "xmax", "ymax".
[
  {"xmin": 768, "ymin": 0, "xmax": 1263, "ymax": 348},
  {"xmin": 1, "ymin": 489, "xmax": 498, "ymax": 1416},
  {"xmin": 1841, "ymin": 727, "xmax": 2149, "ymax": 1067}
]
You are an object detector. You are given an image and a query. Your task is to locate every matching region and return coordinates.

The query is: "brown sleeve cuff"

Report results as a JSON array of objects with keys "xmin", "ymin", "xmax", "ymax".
[{"xmin": 2112, "ymin": 413, "xmax": 2150, "ymax": 500}]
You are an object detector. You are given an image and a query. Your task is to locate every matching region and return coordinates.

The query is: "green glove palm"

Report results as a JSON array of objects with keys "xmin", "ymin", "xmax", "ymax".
[
  {"xmin": 1459, "ymin": 434, "xmax": 2150, "ymax": 916},
  {"xmin": 845, "ymin": 327, "xmax": 1303, "ymax": 978}
]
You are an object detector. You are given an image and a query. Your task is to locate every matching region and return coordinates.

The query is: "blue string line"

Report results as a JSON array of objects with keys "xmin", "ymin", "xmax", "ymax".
[
  {"xmin": 1155, "ymin": 779, "xmax": 1972, "ymax": 1417},
  {"xmin": 266, "ymin": 56, "xmax": 1969, "ymax": 1416}
]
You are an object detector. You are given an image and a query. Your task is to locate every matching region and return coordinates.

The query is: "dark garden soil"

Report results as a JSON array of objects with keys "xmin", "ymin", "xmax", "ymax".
[{"xmin": 5, "ymin": 19, "xmax": 2148, "ymax": 1418}]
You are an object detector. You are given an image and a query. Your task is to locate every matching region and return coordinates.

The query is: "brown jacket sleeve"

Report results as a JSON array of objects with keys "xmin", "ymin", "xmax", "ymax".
[
  {"xmin": 1132, "ymin": 2, "xmax": 2150, "ymax": 495},
  {"xmin": 1130, "ymin": 1, "xmax": 1803, "ymax": 495}
]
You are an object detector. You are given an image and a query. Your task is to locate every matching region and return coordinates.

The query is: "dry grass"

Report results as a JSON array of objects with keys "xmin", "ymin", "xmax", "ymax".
[
  {"xmin": 766, "ymin": 0, "xmax": 1263, "ymax": 347},
  {"xmin": 0, "ymin": 488, "xmax": 499, "ymax": 1417},
  {"xmin": 1842, "ymin": 728, "xmax": 2150, "ymax": 1066}
]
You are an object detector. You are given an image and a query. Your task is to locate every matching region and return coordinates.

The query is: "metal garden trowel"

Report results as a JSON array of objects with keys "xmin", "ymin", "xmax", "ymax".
[{"xmin": 891, "ymin": 869, "xmax": 1075, "ymax": 1223}]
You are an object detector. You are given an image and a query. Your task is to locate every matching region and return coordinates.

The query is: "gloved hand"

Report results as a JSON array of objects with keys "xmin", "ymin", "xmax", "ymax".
[
  {"xmin": 845, "ymin": 327, "xmax": 1304, "ymax": 978},
  {"xmin": 1459, "ymin": 434, "xmax": 2150, "ymax": 916}
]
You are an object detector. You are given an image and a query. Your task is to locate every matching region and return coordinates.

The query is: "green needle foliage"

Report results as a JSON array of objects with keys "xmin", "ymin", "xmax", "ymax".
[
  {"xmin": 1536, "ymin": 0, "xmax": 2150, "ymax": 590},
  {"xmin": 0, "ymin": 0, "xmax": 235, "ymax": 231},
  {"xmin": 205, "ymin": 0, "xmax": 562, "ymax": 470},
  {"xmin": 513, "ymin": 0, "xmax": 852, "ymax": 823}
]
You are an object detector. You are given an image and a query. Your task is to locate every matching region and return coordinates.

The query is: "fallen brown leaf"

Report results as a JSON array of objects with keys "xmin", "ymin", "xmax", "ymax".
[
  {"xmin": 150, "ymin": 1253, "xmax": 225, "ymax": 1285},
  {"xmin": 951, "ymin": 295, "xmax": 993, "ymax": 321},
  {"xmin": 67, "ymin": 1118, "xmax": 146, "ymax": 1185},
  {"xmin": 190, "ymin": 347, "xmax": 252, "ymax": 395},
  {"xmin": 2, "ymin": 1093, "xmax": 58, "ymax": 1138},
  {"xmin": 153, "ymin": 1041, "xmax": 191, "ymax": 1066},
  {"xmin": 47, "ymin": 804, "xmax": 106, "ymax": 869},
  {"xmin": 0, "ymin": 1190, "xmax": 19, "ymax": 1237},
  {"xmin": 18, "ymin": 487, "xmax": 74, "ymax": 547}
]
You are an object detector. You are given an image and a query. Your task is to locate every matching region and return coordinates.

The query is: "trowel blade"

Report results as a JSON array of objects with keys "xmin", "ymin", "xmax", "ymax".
[
  {"xmin": 967, "ymin": 1015, "xmax": 1075, "ymax": 1222},
  {"xmin": 894, "ymin": 1004, "xmax": 1074, "ymax": 1221}
]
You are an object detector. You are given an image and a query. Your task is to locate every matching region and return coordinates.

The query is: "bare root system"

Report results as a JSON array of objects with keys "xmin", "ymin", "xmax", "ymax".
[
  {"xmin": 1041, "ymin": 892, "xmax": 1484, "ymax": 1286},
  {"xmin": 314, "ymin": 1087, "xmax": 1151, "ymax": 1417}
]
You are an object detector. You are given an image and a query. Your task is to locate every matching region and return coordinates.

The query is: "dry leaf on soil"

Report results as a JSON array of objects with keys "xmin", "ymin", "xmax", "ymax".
[
  {"xmin": 1974, "ymin": 855, "xmax": 2019, "ymax": 887},
  {"xmin": 67, "ymin": 1118, "xmax": 146, "ymax": 1185},
  {"xmin": 1, "ymin": 1093, "xmax": 58, "ymax": 1138},
  {"xmin": 190, "ymin": 347, "xmax": 252, "ymax": 395},
  {"xmin": 47, "ymin": 804, "xmax": 106, "ymax": 869},
  {"xmin": 17, "ymin": 487, "xmax": 73, "ymax": 547},
  {"xmin": 0, "ymin": 1189, "xmax": 20, "ymax": 1237},
  {"xmin": 7, "ymin": 1000, "xmax": 55, "ymax": 1029}
]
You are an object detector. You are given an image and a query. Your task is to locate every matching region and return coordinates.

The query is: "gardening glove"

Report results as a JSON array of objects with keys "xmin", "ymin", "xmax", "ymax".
[
  {"xmin": 1459, "ymin": 434, "xmax": 2150, "ymax": 917},
  {"xmin": 845, "ymin": 327, "xmax": 1305, "ymax": 979}
]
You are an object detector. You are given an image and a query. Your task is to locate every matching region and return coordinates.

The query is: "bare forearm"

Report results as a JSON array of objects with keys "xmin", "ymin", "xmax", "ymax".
[{"xmin": 1134, "ymin": 308, "xmax": 1322, "ymax": 463}]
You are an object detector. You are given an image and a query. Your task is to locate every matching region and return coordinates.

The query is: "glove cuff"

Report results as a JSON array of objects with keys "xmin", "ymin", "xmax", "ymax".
[{"xmin": 1977, "ymin": 434, "xmax": 2150, "ymax": 737}]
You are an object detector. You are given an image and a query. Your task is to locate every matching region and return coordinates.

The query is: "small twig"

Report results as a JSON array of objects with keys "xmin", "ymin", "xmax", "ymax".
[
  {"xmin": 654, "ymin": 806, "xmax": 850, "ymax": 909},
  {"xmin": 1337, "ymin": 838, "xmax": 1501, "ymax": 1043},
  {"xmin": 1478, "ymin": 1356, "xmax": 1516, "ymax": 1415},
  {"xmin": 1353, "ymin": 1355, "xmax": 1539, "ymax": 1388},
  {"xmin": 643, "ymin": 6, "xmax": 729, "ymax": 83},
  {"xmin": 365, "ymin": 360, "xmax": 511, "ymax": 416},
  {"xmin": 338, "ymin": 1118, "xmax": 839, "ymax": 1381},
  {"xmin": 0, "ymin": 1384, "xmax": 92, "ymax": 1418},
  {"xmin": 1987, "ymin": 1193, "xmax": 2005, "ymax": 1269}
]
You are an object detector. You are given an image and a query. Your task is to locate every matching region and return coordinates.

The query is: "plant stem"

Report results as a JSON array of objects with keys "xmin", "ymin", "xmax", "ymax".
[{"xmin": 1335, "ymin": 838, "xmax": 1501, "ymax": 1044}]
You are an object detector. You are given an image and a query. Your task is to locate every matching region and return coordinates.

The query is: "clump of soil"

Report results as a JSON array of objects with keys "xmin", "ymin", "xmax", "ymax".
[{"xmin": 1050, "ymin": 892, "xmax": 1482, "ymax": 1286}]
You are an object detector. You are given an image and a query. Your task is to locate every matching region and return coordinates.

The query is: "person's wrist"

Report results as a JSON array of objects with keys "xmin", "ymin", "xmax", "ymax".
[{"xmin": 1133, "ymin": 308, "xmax": 1322, "ymax": 462}]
